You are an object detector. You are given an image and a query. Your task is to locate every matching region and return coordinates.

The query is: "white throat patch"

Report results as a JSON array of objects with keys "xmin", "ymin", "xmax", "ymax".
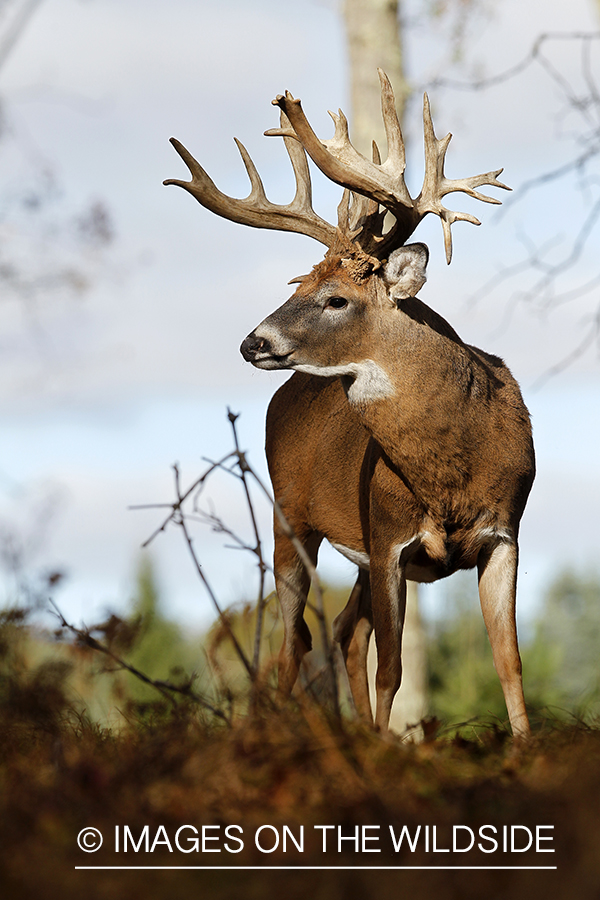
[{"xmin": 292, "ymin": 359, "xmax": 394, "ymax": 405}]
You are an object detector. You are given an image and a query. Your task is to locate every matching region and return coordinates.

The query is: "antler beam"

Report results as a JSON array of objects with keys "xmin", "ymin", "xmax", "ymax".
[{"xmin": 164, "ymin": 110, "xmax": 336, "ymax": 247}]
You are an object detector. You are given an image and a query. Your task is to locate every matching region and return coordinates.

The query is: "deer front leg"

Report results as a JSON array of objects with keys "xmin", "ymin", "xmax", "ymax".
[
  {"xmin": 478, "ymin": 540, "xmax": 530, "ymax": 740},
  {"xmin": 370, "ymin": 545, "xmax": 410, "ymax": 732},
  {"xmin": 332, "ymin": 568, "xmax": 373, "ymax": 722},
  {"xmin": 274, "ymin": 528, "xmax": 321, "ymax": 695}
]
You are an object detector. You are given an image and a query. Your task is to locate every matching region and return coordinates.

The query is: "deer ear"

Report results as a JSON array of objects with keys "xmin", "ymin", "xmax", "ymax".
[{"xmin": 384, "ymin": 243, "xmax": 429, "ymax": 300}]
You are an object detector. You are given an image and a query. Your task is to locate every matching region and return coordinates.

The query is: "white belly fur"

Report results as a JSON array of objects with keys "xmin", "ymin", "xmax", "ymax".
[{"xmin": 331, "ymin": 542, "xmax": 370, "ymax": 570}]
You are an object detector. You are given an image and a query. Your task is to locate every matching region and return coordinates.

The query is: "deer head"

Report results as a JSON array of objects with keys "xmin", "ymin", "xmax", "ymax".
[{"xmin": 165, "ymin": 71, "xmax": 509, "ymax": 395}]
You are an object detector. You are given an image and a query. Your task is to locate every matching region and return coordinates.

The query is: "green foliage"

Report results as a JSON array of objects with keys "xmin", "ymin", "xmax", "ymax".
[
  {"xmin": 523, "ymin": 568, "xmax": 600, "ymax": 720},
  {"xmin": 122, "ymin": 556, "xmax": 205, "ymax": 703},
  {"xmin": 426, "ymin": 567, "xmax": 600, "ymax": 730},
  {"xmin": 202, "ymin": 565, "xmax": 600, "ymax": 730},
  {"xmin": 6, "ymin": 555, "xmax": 600, "ymax": 735},
  {"xmin": 426, "ymin": 572, "xmax": 507, "ymax": 728}
]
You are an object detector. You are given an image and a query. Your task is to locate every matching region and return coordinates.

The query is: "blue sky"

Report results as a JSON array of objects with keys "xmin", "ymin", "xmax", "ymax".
[{"xmin": 0, "ymin": 0, "xmax": 599, "ymax": 630}]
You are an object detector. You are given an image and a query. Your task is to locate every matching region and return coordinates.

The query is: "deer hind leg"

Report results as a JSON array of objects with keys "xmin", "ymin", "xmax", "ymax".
[
  {"xmin": 332, "ymin": 568, "xmax": 373, "ymax": 722},
  {"xmin": 274, "ymin": 528, "xmax": 322, "ymax": 696},
  {"xmin": 478, "ymin": 540, "xmax": 530, "ymax": 739}
]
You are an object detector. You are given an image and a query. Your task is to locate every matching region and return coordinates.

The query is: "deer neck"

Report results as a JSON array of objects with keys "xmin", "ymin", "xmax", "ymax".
[{"xmin": 342, "ymin": 295, "xmax": 492, "ymax": 510}]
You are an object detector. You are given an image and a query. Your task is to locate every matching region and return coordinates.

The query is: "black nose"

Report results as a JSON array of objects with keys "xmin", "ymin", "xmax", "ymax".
[{"xmin": 240, "ymin": 332, "xmax": 271, "ymax": 361}]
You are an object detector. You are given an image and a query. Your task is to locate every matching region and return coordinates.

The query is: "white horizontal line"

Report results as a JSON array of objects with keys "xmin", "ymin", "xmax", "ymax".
[{"xmin": 75, "ymin": 866, "xmax": 558, "ymax": 871}]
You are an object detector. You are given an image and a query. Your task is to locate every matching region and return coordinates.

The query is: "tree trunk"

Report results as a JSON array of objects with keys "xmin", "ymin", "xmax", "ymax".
[
  {"xmin": 343, "ymin": 0, "xmax": 410, "ymax": 156},
  {"xmin": 342, "ymin": 0, "xmax": 429, "ymax": 738}
]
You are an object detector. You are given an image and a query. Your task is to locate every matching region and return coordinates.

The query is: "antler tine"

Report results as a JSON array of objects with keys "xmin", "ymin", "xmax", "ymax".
[
  {"xmin": 268, "ymin": 89, "xmax": 416, "ymax": 230},
  {"xmin": 417, "ymin": 93, "xmax": 511, "ymax": 263},
  {"xmin": 377, "ymin": 69, "xmax": 406, "ymax": 175},
  {"xmin": 343, "ymin": 140, "xmax": 388, "ymax": 247},
  {"xmin": 276, "ymin": 110, "xmax": 317, "ymax": 219},
  {"xmin": 332, "ymin": 140, "xmax": 387, "ymax": 250},
  {"xmin": 164, "ymin": 125, "xmax": 336, "ymax": 247}
]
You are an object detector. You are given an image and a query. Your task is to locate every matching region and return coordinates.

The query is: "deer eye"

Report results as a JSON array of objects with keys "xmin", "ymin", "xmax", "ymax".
[{"xmin": 325, "ymin": 296, "xmax": 348, "ymax": 310}]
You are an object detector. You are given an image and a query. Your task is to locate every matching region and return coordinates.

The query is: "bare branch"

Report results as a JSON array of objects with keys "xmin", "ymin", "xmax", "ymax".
[
  {"xmin": 226, "ymin": 409, "xmax": 268, "ymax": 675},
  {"xmin": 172, "ymin": 463, "xmax": 255, "ymax": 681},
  {"xmin": 242, "ymin": 457, "xmax": 339, "ymax": 715},
  {"xmin": 49, "ymin": 599, "xmax": 230, "ymax": 723},
  {"xmin": 437, "ymin": 30, "xmax": 600, "ymax": 376},
  {"xmin": 430, "ymin": 32, "xmax": 600, "ymax": 94},
  {"xmin": 532, "ymin": 309, "xmax": 600, "ymax": 389},
  {"xmin": 131, "ymin": 414, "xmax": 342, "ymax": 716},
  {"xmin": 129, "ymin": 452, "xmax": 237, "ymax": 549},
  {"xmin": 0, "ymin": 0, "xmax": 44, "ymax": 74}
]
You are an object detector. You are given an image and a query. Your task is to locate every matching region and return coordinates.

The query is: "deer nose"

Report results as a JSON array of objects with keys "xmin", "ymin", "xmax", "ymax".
[{"xmin": 240, "ymin": 331, "xmax": 271, "ymax": 361}]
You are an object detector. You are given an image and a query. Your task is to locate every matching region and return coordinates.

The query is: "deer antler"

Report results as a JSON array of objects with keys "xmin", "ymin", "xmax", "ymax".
[
  {"xmin": 416, "ymin": 93, "xmax": 510, "ymax": 263},
  {"xmin": 164, "ymin": 109, "xmax": 336, "ymax": 247},
  {"xmin": 166, "ymin": 72, "xmax": 509, "ymax": 264},
  {"xmin": 267, "ymin": 69, "xmax": 510, "ymax": 263}
]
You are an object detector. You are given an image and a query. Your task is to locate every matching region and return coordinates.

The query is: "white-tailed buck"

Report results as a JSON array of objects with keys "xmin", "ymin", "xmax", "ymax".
[{"xmin": 165, "ymin": 71, "xmax": 535, "ymax": 738}]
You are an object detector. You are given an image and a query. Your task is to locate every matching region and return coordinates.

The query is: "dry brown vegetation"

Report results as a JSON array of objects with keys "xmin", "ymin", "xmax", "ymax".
[{"xmin": 1, "ymin": 604, "xmax": 600, "ymax": 900}]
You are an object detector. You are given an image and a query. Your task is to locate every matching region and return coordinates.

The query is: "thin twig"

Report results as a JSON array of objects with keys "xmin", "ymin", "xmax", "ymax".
[
  {"xmin": 434, "ymin": 30, "xmax": 600, "ymax": 375},
  {"xmin": 430, "ymin": 32, "xmax": 600, "ymax": 93},
  {"xmin": 172, "ymin": 464, "xmax": 255, "ymax": 681},
  {"xmin": 129, "ymin": 451, "xmax": 237, "ymax": 549},
  {"xmin": 49, "ymin": 599, "xmax": 230, "ymax": 723},
  {"xmin": 227, "ymin": 409, "xmax": 267, "ymax": 675},
  {"xmin": 531, "ymin": 311, "xmax": 600, "ymax": 389}
]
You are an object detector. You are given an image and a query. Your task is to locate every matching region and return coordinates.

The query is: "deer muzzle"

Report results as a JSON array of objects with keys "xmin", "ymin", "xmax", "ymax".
[{"xmin": 240, "ymin": 329, "xmax": 294, "ymax": 369}]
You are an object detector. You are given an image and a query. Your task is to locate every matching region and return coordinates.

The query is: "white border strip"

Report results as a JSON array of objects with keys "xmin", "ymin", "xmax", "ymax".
[{"xmin": 76, "ymin": 865, "xmax": 557, "ymax": 871}]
